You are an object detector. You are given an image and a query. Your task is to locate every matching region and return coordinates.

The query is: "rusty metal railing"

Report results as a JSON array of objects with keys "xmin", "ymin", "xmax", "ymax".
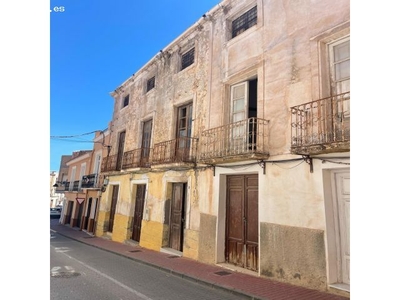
[
  {"xmin": 152, "ymin": 137, "xmax": 198, "ymax": 164},
  {"xmin": 101, "ymin": 154, "xmax": 119, "ymax": 172},
  {"xmin": 290, "ymin": 92, "xmax": 350, "ymax": 150},
  {"xmin": 199, "ymin": 117, "xmax": 270, "ymax": 161},
  {"xmin": 122, "ymin": 148, "xmax": 151, "ymax": 169}
]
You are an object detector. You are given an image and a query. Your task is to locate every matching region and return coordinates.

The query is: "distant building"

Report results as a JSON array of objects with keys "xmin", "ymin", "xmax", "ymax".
[
  {"xmin": 50, "ymin": 171, "xmax": 61, "ymax": 207},
  {"xmin": 57, "ymin": 128, "xmax": 111, "ymax": 234}
]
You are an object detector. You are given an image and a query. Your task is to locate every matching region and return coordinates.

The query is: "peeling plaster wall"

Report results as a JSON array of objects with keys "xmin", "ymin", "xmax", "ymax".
[{"xmin": 98, "ymin": 0, "xmax": 350, "ymax": 293}]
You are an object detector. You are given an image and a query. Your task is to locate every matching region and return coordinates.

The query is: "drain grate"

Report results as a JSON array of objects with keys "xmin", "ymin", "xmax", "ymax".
[
  {"xmin": 129, "ymin": 250, "xmax": 142, "ymax": 253},
  {"xmin": 83, "ymin": 236, "xmax": 95, "ymax": 238},
  {"xmin": 214, "ymin": 271, "xmax": 232, "ymax": 276},
  {"xmin": 168, "ymin": 255, "xmax": 180, "ymax": 259},
  {"xmin": 51, "ymin": 271, "xmax": 81, "ymax": 278}
]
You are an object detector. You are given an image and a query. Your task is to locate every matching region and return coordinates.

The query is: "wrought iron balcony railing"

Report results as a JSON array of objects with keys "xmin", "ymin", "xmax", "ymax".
[
  {"xmin": 101, "ymin": 154, "xmax": 120, "ymax": 172},
  {"xmin": 152, "ymin": 137, "xmax": 198, "ymax": 165},
  {"xmin": 81, "ymin": 173, "xmax": 99, "ymax": 188},
  {"xmin": 122, "ymin": 148, "xmax": 151, "ymax": 169},
  {"xmin": 72, "ymin": 180, "xmax": 80, "ymax": 191},
  {"xmin": 199, "ymin": 117, "xmax": 270, "ymax": 163},
  {"xmin": 290, "ymin": 92, "xmax": 350, "ymax": 154}
]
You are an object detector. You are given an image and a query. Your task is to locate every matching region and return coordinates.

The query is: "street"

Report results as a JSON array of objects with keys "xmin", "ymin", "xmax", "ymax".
[{"xmin": 50, "ymin": 232, "xmax": 248, "ymax": 300}]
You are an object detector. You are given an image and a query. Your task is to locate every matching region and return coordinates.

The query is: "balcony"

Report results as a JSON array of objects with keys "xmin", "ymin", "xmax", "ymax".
[
  {"xmin": 152, "ymin": 137, "xmax": 198, "ymax": 165},
  {"xmin": 71, "ymin": 180, "xmax": 79, "ymax": 191},
  {"xmin": 101, "ymin": 154, "xmax": 119, "ymax": 172},
  {"xmin": 122, "ymin": 148, "xmax": 151, "ymax": 169},
  {"xmin": 198, "ymin": 117, "xmax": 270, "ymax": 164},
  {"xmin": 81, "ymin": 174, "xmax": 100, "ymax": 189},
  {"xmin": 290, "ymin": 92, "xmax": 350, "ymax": 155}
]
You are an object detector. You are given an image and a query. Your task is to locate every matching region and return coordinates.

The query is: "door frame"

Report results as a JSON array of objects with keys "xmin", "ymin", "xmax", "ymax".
[
  {"xmin": 131, "ymin": 184, "xmax": 147, "ymax": 242},
  {"xmin": 322, "ymin": 167, "xmax": 350, "ymax": 288},
  {"xmin": 225, "ymin": 174, "xmax": 259, "ymax": 271},
  {"xmin": 214, "ymin": 166, "xmax": 262, "ymax": 271},
  {"xmin": 169, "ymin": 182, "xmax": 187, "ymax": 251}
]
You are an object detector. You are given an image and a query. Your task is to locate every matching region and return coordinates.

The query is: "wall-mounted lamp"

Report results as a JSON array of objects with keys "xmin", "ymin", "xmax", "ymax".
[{"xmin": 101, "ymin": 177, "xmax": 109, "ymax": 193}]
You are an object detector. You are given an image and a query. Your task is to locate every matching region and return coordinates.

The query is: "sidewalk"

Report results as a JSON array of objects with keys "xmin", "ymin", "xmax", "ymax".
[{"xmin": 50, "ymin": 220, "xmax": 349, "ymax": 300}]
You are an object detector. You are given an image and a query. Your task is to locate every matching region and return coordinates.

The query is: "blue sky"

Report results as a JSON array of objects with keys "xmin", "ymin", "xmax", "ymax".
[{"xmin": 50, "ymin": 0, "xmax": 221, "ymax": 171}]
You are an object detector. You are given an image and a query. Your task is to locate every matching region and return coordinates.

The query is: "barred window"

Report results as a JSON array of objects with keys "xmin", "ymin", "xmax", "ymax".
[
  {"xmin": 181, "ymin": 48, "xmax": 195, "ymax": 70},
  {"xmin": 147, "ymin": 76, "xmax": 155, "ymax": 92},
  {"xmin": 123, "ymin": 94, "xmax": 129, "ymax": 108},
  {"xmin": 232, "ymin": 6, "xmax": 257, "ymax": 38}
]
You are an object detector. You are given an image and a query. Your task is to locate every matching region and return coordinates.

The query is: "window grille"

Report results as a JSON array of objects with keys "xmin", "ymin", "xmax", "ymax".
[
  {"xmin": 232, "ymin": 6, "xmax": 257, "ymax": 38},
  {"xmin": 181, "ymin": 48, "xmax": 195, "ymax": 70},
  {"xmin": 147, "ymin": 76, "xmax": 155, "ymax": 92}
]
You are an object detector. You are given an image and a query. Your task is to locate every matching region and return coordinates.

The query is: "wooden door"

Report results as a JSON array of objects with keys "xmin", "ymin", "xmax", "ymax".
[
  {"xmin": 116, "ymin": 131, "xmax": 126, "ymax": 171},
  {"xmin": 176, "ymin": 104, "xmax": 192, "ymax": 161},
  {"xmin": 65, "ymin": 201, "xmax": 73, "ymax": 224},
  {"xmin": 108, "ymin": 185, "xmax": 119, "ymax": 232},
  {"xmin": 333, "ymin": 170, "xmax": 350, "ymax": 284},
  {"xmin": 132, "ymin": 185, "xmax": 146, "ymax": 242},
  {"xmin": 226, "ymin": 174, "xmax": 258, "ymax": 271},
  {"xmin": 83, "ymin": 197, "xmax": 92, "ymax": 230},
  {"xmin": 169, "ymin": 183, "xmax": 186, "ymax": 251},
  {"xmin": 141, "ymin": 120, "xmax": 152, "ymax": 166},
  {"xmin": 76, "ymin": 202, "xmax": 84, "ymax": 228}
]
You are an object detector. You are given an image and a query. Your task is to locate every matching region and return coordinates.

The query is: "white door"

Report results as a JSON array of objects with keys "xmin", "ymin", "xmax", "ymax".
[
  {"xmin": 230, "ymin": 82, "xmax": 248, "ymax": 152},
  {"xmin": 79, "ymin": 163, "xmax": 86, "ymax": 189},
  {"xmin": 333, "ymin": 170, "xmax": 350, "ymax": 284},
  {"xmin": 329, "ymin": 37, "xmax": 350, "ymax": 118},
  {"xmin": 93, "ymin": 153, "xmax": 102, "ymax": 185},
  {"xmin": 70, "ymin": 167, "xmax": 76, "ymax": 191}
]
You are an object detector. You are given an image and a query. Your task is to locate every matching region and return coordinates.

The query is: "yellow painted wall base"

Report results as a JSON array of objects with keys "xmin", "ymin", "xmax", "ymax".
[
  {"xmin": 95, "ymin": 211, "xmax": 110, "ymax": 237},
  {"xmin": 183, "ymin": 229, "xmax": 199, "ymax": 260},
  {"xmin": 111, "ymin": 214, "xmax": 131, "ymax": 243},
  {"xmin": 139, "ymin": 220, "xmax": 164, "ymax": 251}
]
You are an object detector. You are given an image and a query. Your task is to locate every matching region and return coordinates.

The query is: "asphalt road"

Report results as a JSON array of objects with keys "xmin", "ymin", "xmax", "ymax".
[{"xmin": 50, "ymin": 231, "xmax": 248, "ymax": 300}]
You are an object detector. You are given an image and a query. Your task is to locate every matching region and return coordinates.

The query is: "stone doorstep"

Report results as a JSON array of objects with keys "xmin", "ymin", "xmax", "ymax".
[{"xmin": 160, "ymin": 247, "xmax": 183, "ymax": 257}]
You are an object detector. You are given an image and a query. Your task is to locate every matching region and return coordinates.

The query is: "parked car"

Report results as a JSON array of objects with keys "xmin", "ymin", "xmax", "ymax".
[{"xmin": 50, "ymin": 207, "xmax": 61, "ymax": 219}]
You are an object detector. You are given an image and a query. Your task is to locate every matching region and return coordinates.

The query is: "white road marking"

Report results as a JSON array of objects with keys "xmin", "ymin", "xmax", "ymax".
[
  {"xmin": 51, "ymin": 246, "xmax": 153, "ymax": 300},
  {"xmin": 55, "ymin": 247, "xmax": 70, "ymax": 253}
]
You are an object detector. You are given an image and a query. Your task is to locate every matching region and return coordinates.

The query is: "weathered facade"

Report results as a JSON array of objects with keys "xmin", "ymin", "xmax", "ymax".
[{"xmin": 96, "ymin": 0, "xmax": 350, "ymax": 296}]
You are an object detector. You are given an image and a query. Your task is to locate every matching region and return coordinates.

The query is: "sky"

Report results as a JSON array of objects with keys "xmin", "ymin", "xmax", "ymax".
[
  {"xmin": 50, "ymin": 0, "xmax": 222, "ymax": 172},
  {"xmin": 2, "ymin": 1, "xmax": 400, "ymax": 299}
]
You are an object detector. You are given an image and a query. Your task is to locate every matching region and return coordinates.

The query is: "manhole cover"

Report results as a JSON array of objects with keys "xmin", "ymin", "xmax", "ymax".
[
  {"xmin": 51, "ymin": 271, "xmax": 81, "ymax": 278},
  {"xmin": 214, "ymin": 271, "xmax": 232, "ymax": 276}
]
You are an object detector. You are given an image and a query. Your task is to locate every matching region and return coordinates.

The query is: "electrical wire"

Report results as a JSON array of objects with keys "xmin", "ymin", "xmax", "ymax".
[{"xmin": 50, "ymin": 130, "xmax": 99, "ymax": 139}]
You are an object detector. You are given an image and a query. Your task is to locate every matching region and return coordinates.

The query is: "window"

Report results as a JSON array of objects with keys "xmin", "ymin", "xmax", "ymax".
[
  {"xmin": 177, "ymin": 103, "xmax": 193, "ymax": 139},
  {"xmin": 329, "ymin": 38, "xmax": 350, "ymax": 95},
  {"xmin": 176, "ymin": 103, "xmax": 193, "ymax": 159},
  {"xmin": 232, "ymin": 6, "xmax": 257, "ymax": 38},
  {"xmin": 146, "ymin": 76, "xmax": 155, "ymax": 92},
  {"xmin": 141, "ymin": 120, "xmax": 152, "ymax": 162},
  {"xmin": 123, "ymin": 95, "xmax": 129, "ymax": 108},
  {"xmin": 181, "ymin": 48, "xmax": 195, "ymax": 70},
  {"xmin": 329, "ymin": 37, "xmax": 350, "ymax": 118}
]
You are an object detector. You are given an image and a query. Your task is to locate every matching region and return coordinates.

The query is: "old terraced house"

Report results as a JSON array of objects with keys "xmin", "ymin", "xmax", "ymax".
[{"xmin": 91, "ymin": 0, "xmax": 350, "ymax": 296}]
